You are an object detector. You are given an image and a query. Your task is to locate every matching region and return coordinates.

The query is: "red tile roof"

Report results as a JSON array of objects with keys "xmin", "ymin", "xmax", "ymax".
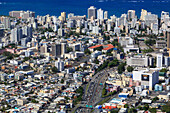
[
  {"xmin": 89, "ymin": 44, "xmax": 114, "ymax": 51},
  {"xmin": 102, "ymin": 44, "xmax": 114, "ymax": 50},
  {"xmin": 89, "ymin": 44, "xmax": 103, "ymax": 49}
]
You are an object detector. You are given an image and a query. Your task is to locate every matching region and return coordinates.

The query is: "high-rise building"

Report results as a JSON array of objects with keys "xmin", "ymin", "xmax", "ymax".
[
  {"xmin": 9, "ymin": 11, "xmax": 35, "ymax": 19},
  {"xmin": 88, "ymin": 6, "xmax": 97, "ymax": 19},
  {"xmin": 144, "ymin": 13, "xmax": 158, "ymax": 27},
  {"xmin": 0, "ymin": 29, "xmax": 4, "ymax": 37},
  {"xmin": 11, "ymin": 28, "xmax": 22, "ymax": 43},
  {"xmin": 51, "ymin": 43, "xmax": 61, "ymax": 57},
  {"xmin": 58, "ymin": 28, "xmax": 65, "ymax": 36},
  {"xmin": 127, "ymin": 10, "xmax": 136, "ymax": 21},
  {"xmin": 140, "ymin": 9, "xmax": 147, "ymax": 21},
  {"xmin": 61, "ymin": 43, "xmax": 66, "ymax": 56},
  {"xmin": 40, "ymin": 44, "xmax": 48, "ymax": 54},
  {"xmin": 55, "ymin": 58, "xmax": 64, "ymax": 72},
  {"xmin": 3, "ymin": 17, "xmax": 10, "ymax": 29},
  {"xmin": 161, "ymin": 11, "xmax": 169, "ymax": 23},
  {"xmin": 104, "ymin": 11, "xmax": 108, "ymax": 19},
  {"xmin": 156, "ymin": 54, "xmax": 163, "ymax": 68},
  {"xmin": 68, "ymin": 13, "xmax": 74, "ymax": 19},
  {"xmin": 61, "ymin": 12, "xmax": 66, "ymax": 22},
  {"xmin": 97, "ymin": 8, "xmax": 103, "ymax": 20},
  {"xmin": 164, "ymin": 56, "xmax": 170, "ymax": 67},
  {"xmin": 22, "ymin": 25, "xmax": 32, "ymax": 38},
  {"xmin": 107, "ymin": 21, "xmax": 111, "ymax": 31},
  {"xmin": 167, "ymin": 32, "xmax": 170, "ymax": 49}
]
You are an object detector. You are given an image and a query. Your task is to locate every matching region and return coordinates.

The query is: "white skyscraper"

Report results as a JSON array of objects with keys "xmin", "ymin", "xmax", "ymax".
[
  {"xmin": 22, "ymin": 25, "xmax": 32, "ymax": 38},
  {"xmin": 55, "ymin": 58, "xmax": 64, "ymax": 72},
  {"xmin": 97, "ymin": 8, "xmax": 103, "ymax": 20},
  {"xmin": 140, "ymin": 9, "xmax": 147, "ymax": 21},
  {"xmin": 58, "ymin": 28, "xmax": 64, "ymax": 36},
  {"xmin": 107, "ymin": 21, "xmax": 111, "ymax": 31},
  {"xmin": 3, "ymin": 17, "xmax": 10, "ymax": 29},
  {"xmin": 157, "ymin": 54, "xmax": 163, "ymax": 68},
  {"xmin": 104, "ymin": 11, "xmax": 108, "ymax": 19},
  {"xmin": 11, "ymin": 28, "xmax": 22, "ymax": 43},
  {"xmin": 127, "ymin": 10, "xmax": 136, "ymax": 21},
  {"xmin": 88, "ymin": 6, "xmax": 97, "ymax": 19}
]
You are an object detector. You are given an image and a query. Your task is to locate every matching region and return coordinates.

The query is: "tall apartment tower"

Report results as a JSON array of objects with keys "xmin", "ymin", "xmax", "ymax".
[
  {"xmin": 51, "ymin": 43, "xmax": 61, "ymax": 57},
  {"xmin": 11, "ymin": 28, "xmax": 22, "ymax": 43},
  {"xmin": 22, "ymin": 25, "xmax": 32, "ymax": 38},
  {"xmin": 167, "ymin": 32, "xmax": 170, "ymax": 49},
  {"xmin": 3, "ymin": 17, "xmax": 10, "ymax": 29},
  {"xmin": 127, "ymin": 10, "xmax": 136, "ymax": 21},
  {"xmin": 104, "ymin": 11, "xmax": 108, "ymax": 19},
  {"xmin": 55, "ymin": 58, "xmax": 64, "ymax": 72},
  {"xmin": 97, "ymin": 8, "xmax": 103, "ymax": 20},
  {"xmin": 88, "ymin": 6, "xmax": 97, "ymax": 19},
  {"xmin": 61, "ymin": 43, "xmax": 66, "ymax": 56},
  {"xmin": 156, "ymin": 54, "xmax": 163, "ymax": 68},
  {"xmin": 61, "ymin": 12, "xmax": 66, "ymax": 22},
  {"xmin": 140, "ymin": 9, "xmax": 147, "ymax": 21},
  {"xmin": 58, "ymin": 28, "xmax": 65, "ymax": 36}
]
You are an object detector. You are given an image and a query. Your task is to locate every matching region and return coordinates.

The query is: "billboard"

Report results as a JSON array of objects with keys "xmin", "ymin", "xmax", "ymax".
[{"xmin": 141, "ymin": 74, "xmax": 149, "ymax": 81}]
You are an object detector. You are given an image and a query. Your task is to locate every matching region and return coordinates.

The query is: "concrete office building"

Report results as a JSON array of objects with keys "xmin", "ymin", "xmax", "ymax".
[
  {"xmin": 133, "ymin": 68, "xmax": 159, "ymax": 90},
  {"xmin": 127, "ymin": 55, "xmax": 150, "ymax": 67},
  {"xmin": 88, "ymin": 6, "xmax": 97, "ymax": 19}
]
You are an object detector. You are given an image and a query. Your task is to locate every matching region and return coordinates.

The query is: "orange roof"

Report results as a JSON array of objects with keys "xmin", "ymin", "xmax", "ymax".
[
  {"xmin": 102, "ymin": 44, "xmax": 114, "ymax": 50},
  {"xmin": 89, "ymin": 44, "xmax": 103, "ymax": 49},
  {"xmin": 89, "ymin": 44, "xmax": 114, "ymax": 50}
]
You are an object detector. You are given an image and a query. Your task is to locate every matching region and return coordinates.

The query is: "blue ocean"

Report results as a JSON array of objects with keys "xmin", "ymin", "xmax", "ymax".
[{"xmin": 0, "ymin": 0, "xmax": 170, "ymax": 17}]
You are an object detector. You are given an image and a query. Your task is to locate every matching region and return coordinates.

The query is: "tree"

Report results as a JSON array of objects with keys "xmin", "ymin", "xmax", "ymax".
[
  {"xmin": 161, "ymin": 102, "xmax": 170, "ymax": 112},
  {"xmin": 66, "ymin": 47, "xmax": 73, "ymax": 53},
  {"xmin": 124, "ymin": 104, "xmax": 129, "ymax": 108},
  {"xmin": 128, "ymin": 108, "xmax": 137, "ymax": 113},
  {"xmin": 93, "ymin": 58, "xmax": 99, "ymax": 64},
  {"xmin": 143, "ymin": 104, "xmax": 149, "ymax": 111},
  {"xmin": 108, "ymin": 59, "xmax": 119, "ymax": 68},
  {"xmin": 23, "ymin": 57, "xmax": 30, "ymax": 62},
  {"xmin": 144, "ymin": 39, "xmax": 156, "ymax": 46},
  {"xmin": 51, "ymin": 66, "xmax": 58, "ymax": 73},
  {"xmin": 127, "ymin": 66, "xmax": 134, "ymax": 72},
  {"xmin": 84, "ymin": 49, "xmax": 91, "ymax": 55},
  {"xmin": 95, "ymin": 46, "xmax": 103, "ymax": 51},
  {"xmin": 61, "ymin": 79, "xmax": 64, "ymax": 84},
  {"xmin": 160, "ymin": 68, "xmax": 168, "ymax": 73},
  {"xmin": 152, "ymin": 96, "xmax": 159, "ymax": 102},
  {"xmin": 3, "ymin": 51, "xmax": 14, "ymax": 60},
  {"xmin": 118, "ymin": 63, "xmax": 126, "ymax": 74},
  {"xmin": 149, "ymin": 108, "xmax": 157, "ymax": 113}
]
